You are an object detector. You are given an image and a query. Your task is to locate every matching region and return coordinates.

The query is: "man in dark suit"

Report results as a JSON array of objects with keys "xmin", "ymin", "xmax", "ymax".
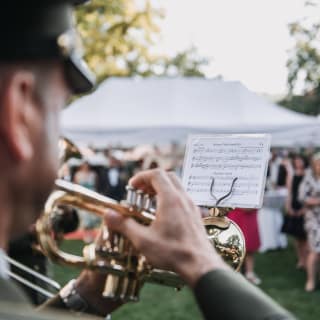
[
  {"xmin": 0, "ymin": 0, "xmax": 294, "ymax": 319},
  {"xmin": 98, "ymin": 154, "xmax": 126, "ymax": 201}
]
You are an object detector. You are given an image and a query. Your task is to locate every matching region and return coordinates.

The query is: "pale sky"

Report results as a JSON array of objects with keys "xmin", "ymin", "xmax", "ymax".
[{"xmin": 154, "ymin": 0, "xmax": 315, "ymax": 95}]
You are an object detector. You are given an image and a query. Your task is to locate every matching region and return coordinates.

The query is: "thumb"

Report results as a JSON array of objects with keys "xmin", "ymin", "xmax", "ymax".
[{"xmin": 103, "ymin": 209, "xmax": 151, "ymax": 251}]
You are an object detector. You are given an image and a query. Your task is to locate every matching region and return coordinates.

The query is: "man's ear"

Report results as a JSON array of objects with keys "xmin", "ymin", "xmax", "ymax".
[{"xmin": 0, "ymin": 71, "xmax": 37, "ymax": 163}]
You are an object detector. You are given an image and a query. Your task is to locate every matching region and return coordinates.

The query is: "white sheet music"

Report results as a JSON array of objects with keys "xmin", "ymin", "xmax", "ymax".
[{"xmin": 182, "ymin": 134, "xmax": 271, "ymax": 208}]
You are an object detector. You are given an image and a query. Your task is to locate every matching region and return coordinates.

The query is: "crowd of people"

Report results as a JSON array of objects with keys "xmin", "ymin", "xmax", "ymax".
[
  {"xmin": 58, "ymin": 144, "xmax": 183, "ymax": 197},
  {"xmin": 257, "ymin": 148, "xmax": 320, "ymax": 292}
]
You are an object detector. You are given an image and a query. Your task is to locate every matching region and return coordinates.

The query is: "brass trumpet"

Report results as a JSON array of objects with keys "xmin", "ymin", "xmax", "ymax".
[{"xmin": 36, "ymin": 178, "xmax": 246, "ymax": 302}]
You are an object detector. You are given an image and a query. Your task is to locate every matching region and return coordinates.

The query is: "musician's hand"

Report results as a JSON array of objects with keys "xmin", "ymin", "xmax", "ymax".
[
  {"xmin": 74, "ymin": 270, "xmax": 123, "ymax": 316},
  {"xmin": 74, "ymin": 228, "xmax": 124, "ymax": 316},
  {"xmin": 104, "ymin": 169, "xmax": 229, "ymax": 288}
]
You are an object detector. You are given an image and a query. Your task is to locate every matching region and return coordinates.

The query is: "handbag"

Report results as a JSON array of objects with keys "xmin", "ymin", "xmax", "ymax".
[{"xmin": 281, "ymin": 215, "xmax": 306, "ymax": 238}]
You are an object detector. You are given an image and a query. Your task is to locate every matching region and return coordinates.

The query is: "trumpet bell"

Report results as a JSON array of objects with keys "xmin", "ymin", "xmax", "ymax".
[{"xmin": 205, "ymin": 219, "xmax": 245, "ymax": 271}]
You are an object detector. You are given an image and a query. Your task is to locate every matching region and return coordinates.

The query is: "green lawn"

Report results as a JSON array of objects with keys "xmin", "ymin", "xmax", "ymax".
[
  {"xmin": 51, "ymin": 240, "xmax": 320, "ymax": 320},
  {"xmin": 256, "ymin": 246, "xmax": 320, "ymax": 320}
]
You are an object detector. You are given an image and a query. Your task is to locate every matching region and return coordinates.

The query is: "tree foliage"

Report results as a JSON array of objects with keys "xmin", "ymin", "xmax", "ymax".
[
  {"xmin": 287, "ymin": 22, "xmax": 320, "ymax": 94},
  {"xmin": 162, "ymin": 47, "xmax": 208, "ymax": 77},
  {"xmin": 75, "ymin": 0, "xmax": 207, "ymax": 82},
  {"xmin": 281, "ymin": 0, "xmax": 320, "ymax": 114},
  {"xmin": 280, "ymin": 92, "xmax": 320, "ymax": 115}
]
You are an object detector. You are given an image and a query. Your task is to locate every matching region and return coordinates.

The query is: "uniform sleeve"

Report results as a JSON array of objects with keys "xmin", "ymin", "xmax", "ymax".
[
  {"xmin": 193, "ymin": 269, "xmax": 295, "ymax": 320},
  {"xmin": 38, "ymin": 295, "xmax": 102, "ymax": 318},
  {"xmin": 37, "ymin": 294, "xmax": 67, "ymax": 311}
]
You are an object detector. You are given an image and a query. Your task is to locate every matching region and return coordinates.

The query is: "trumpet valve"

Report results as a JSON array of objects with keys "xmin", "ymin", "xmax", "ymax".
[
  {"xmin": 143, "ymin": 194, "xmax": 151, "ymax": 211},
  {"xmin": 102, "ymin": 274, "xmax": 142, "ymax": 302},
  {"xmin": 135, "ymin": 190, "xmax": 144, "ymax": 210},
  {"xmin": 125, "ymin": 185, "xmax": 137, "ymax": 206}
]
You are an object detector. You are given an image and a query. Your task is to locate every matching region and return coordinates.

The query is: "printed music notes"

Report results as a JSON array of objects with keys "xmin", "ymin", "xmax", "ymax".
[{"xmin": 182, "ymin": 134, "xmax": 271, "ymax": 208}]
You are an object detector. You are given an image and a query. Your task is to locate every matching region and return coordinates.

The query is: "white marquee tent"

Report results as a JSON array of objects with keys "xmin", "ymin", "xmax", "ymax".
[{"xmin": 62, "ymin": 77, "xmax": 320, "ymax": 147}]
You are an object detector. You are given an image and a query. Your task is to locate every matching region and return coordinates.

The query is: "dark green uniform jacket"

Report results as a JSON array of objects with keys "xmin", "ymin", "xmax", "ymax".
[
  {"xmin": 194, "ymin": 269, "xmax": 296, "ymax": 320},
  {"xmin": 0, "ymin": 277, "xmax": 99, "ymax": 320},
  {"xmin": 0, "ymin": 270, "xmax": 296, "ymax": 320}
]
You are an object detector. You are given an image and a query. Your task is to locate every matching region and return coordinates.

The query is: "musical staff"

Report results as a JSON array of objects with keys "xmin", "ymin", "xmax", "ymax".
[{"xmin": 182, "ymin": 134, "xmax": 271, "ymax": 208}]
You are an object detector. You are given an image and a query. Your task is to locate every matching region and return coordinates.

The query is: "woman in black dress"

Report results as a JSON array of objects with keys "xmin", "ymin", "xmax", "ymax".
[{"xmin": 284, "ymin": 154, "xmax": 308, "ymax": 269}]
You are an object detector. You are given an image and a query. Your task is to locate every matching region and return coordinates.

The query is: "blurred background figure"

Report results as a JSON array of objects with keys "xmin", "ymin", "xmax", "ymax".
[
  {"xmin": 277, "ymin": 150, "xmax": 292, "ymax": 189},
  {"xmin": 299, "ymin": 152, "xmax": 320, "ymax": 292},
  {"xmin": 142, "ymin": 155, "xmax": 160, "ymax": 170},
  {"xmin": 98, "ymin": 153, "xmax": 126, "ymax": 201},
  {"xmin": 266, "ymin": 149, "xmax": 283, "ymax": 190},
  {"xmin": 282, "ymin": 154, "xmax": 308, "ymax": 270},
  {"xmin": 258, "ymin": 150, "xmax": 289, "ymax": 252},
  {"xmin": 58, "ymin": 162, "xmax": 72, "ymax": 181},
  {"xmin": 229, "ymin": 208, "xmax": 261, "ymax": 285},
  {"xmin": 73, "ymin": 161, "xmax": 100, "ymax": 242},
  {"xmin": 74, "ymin": 161, "xmax": 98, "ymax": 191}
]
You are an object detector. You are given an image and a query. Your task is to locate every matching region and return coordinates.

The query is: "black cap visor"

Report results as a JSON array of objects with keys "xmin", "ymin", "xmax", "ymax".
[
  {"xmin": 65, "ymin": 54, "xmax": 95, "ymax": 94},
  {"xmin": 0, "ymin": 1, "xmax": 95, "ymax": 94}
]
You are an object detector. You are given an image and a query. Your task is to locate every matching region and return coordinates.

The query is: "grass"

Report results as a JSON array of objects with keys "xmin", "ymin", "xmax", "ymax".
[
  {"xmin": 51, "ymin": 239, "xmax": 320, "ymax": 320},
  {"xmin": 256, "ymin": 245, "xmax": 320, "ymax": 320}
]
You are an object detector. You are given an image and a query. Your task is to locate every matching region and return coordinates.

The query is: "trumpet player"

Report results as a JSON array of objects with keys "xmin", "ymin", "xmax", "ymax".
[{"xmin": 0, "ymin": 0, "xmax": 294, "ymax": 319}]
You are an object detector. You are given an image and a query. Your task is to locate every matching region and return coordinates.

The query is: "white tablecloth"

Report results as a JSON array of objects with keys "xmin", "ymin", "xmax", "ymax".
[{"xmin": 258, "ymin": 189, "xmax": 288, "ymax": 252}]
